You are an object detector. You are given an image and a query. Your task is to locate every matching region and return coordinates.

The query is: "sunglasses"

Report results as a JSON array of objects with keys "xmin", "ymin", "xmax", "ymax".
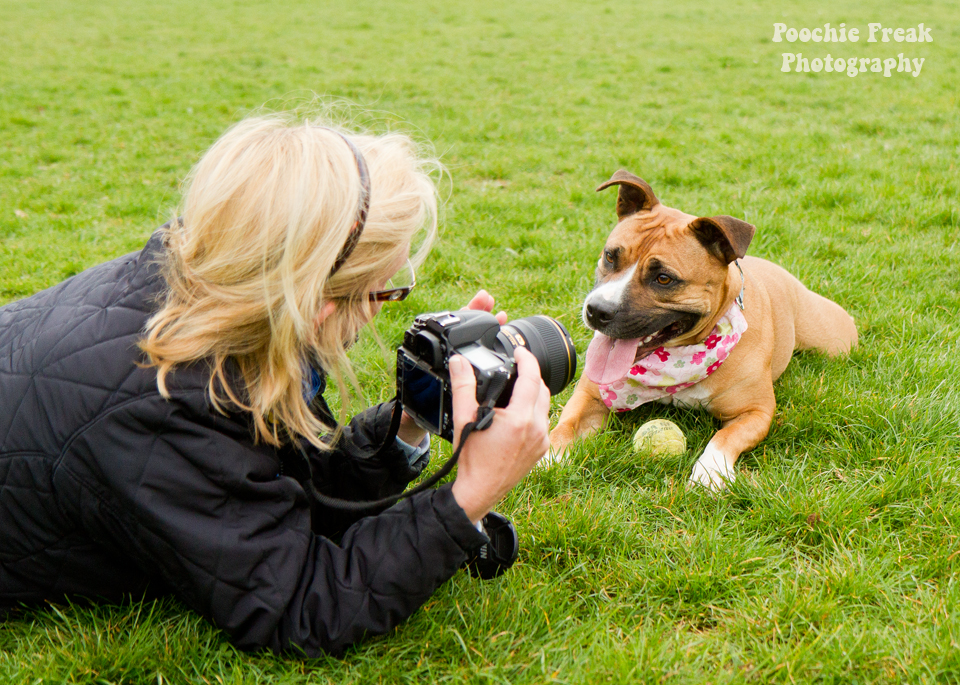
[{"xmin": 368, "ymin": 259, "xmax": 416, "ymax": 302}]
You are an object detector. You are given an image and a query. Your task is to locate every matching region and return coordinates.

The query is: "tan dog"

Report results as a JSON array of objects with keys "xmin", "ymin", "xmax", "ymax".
[{"xmin": 549, "ymin": 170, "xmax": 858, "ymax": 489}]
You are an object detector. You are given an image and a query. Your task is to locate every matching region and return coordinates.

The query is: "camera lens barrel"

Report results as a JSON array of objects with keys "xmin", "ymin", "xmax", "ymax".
[{"xmin": 498, "ymin": 316, "xmax": 577, "ymax": 396}]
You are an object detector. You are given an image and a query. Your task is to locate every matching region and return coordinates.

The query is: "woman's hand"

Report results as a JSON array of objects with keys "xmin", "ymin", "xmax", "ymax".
[
  {"xmin": 397, "ymin": 289, "xmax": 507, "ymax": 446},
  {"xmin": 397, "ymin": 411, "xmax": 428, "ymax": 447},
  {"xmin": 449, "ymin": 347, "xmax": 551, "ymax": 523},
  {"xmin": 464, "ymin": 289, "xmax": 507, "ymax": 325}
]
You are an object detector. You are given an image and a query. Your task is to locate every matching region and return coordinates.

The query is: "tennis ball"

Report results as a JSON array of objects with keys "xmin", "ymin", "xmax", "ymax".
[{"xmin": 632, "ymin": 419, "xmax": 687, "ymax": 457}]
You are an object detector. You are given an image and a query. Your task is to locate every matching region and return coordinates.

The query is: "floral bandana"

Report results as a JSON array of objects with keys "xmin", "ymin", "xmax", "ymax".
[{"xmin": 599, "ymin": 303, "xmax": 748, "ymax": 412}]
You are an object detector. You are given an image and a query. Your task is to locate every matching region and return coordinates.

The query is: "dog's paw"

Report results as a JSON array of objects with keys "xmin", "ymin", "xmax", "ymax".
[
  {"xmin": 688, "ymin": 443, "xmax": 735, "ymax": 492},
  {"xmin": 538, "ymin": 445, "xmax": 566, "ymax": 468},
  {"xmin": 545, "ymin": 427, "xmax": 574, "ymax": 466}
]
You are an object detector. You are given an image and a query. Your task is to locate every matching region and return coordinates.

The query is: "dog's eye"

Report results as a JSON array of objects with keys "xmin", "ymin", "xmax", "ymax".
[
  {"xmin": 656, "ymin": 274, "xmax": 674, "ymax": 286},
  {"xmin": 602, "ymin": 250, "xmax": 616, "ymax": 268}
]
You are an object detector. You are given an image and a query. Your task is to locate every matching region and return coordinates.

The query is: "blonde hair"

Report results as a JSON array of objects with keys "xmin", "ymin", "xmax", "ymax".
[{"xmin": 140, "ymin": 113, "xmax": 440, "ymax": 448}]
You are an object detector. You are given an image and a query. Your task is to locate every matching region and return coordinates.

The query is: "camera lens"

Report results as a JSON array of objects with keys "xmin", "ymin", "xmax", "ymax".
[{"xmin": 497, "ymin": 316, "xmax": 577, "ymax": 395}]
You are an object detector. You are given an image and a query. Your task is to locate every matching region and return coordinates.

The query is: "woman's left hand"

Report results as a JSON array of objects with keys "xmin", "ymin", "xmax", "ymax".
[
  {"xmin": 464, "ymin": 289, "xmax": 507, "ymax": 325},
  {"xmin": 396, "ymin": 290, "xmax": 507, "ymax": 446}
]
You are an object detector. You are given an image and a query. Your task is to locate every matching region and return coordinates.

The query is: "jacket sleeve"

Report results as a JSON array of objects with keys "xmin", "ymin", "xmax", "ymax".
[
  {"xmin": 306, "ymin": 400, "xmax": 431, "ymax": 503},
  {"xmin": 285, "ymin": 400, "xmax": 434, "ymax": 538},
  {"xmin": 58, "ymin": 392, "xmax": 488, "ymax": 657}
]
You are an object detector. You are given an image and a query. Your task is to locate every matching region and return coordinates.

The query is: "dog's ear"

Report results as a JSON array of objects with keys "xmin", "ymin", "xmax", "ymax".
[
  {"xmin": 596, "ymin": 170, "xmax": 659, "ymax": 219},
  {"xmin": 689, "ymin": 216, "xmax": 756, "ymax": 263}
]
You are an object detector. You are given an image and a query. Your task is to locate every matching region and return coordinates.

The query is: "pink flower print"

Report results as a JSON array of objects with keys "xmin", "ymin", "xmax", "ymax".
[
  {"xmin": 629, "ymin": 366, "xmax": 647, "ymax": 376},
  {"xmin": 706, "ymin": 360, "xmax": 723, "ymax": 375},
  {"xmin": 691, "ymin": 351, "xmax": 706, "ymax": 365},
  {"xmin": 717, "ymin": 347, "xmax": 729, "ymax": 362},
  {"xmin": 704, "ymin": 334, "xmax": 721, "ymax": 350},
  {"xmin": 654, "ymin": 348, "xmax": 670, "ymax": 362},
  {"xmin": 612, "ymin": 381, "xmax": 624, "ymax": 390},
  {"xmin": 602, "ymin": 393, "xmax": 614, "ymax": 407}
]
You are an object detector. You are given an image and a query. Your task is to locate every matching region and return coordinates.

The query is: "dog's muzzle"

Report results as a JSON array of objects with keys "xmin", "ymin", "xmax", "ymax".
[{"xmin": 584, "ymin": 299, "xmax": 616, "ymax": 329}]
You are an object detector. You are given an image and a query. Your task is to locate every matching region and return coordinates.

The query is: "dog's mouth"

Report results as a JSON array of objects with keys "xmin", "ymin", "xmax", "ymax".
[
  {"xmin": 633, "ymin": 318, "xmax": 695, "ymax": 360},
  {"xmin": 584, "ymin": 314, "xmax": 699, "ymax": 385}
]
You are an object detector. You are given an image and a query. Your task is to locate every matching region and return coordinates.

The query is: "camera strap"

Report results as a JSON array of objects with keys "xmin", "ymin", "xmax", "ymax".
[{"xmin": 297, "ymin": 396, "xmax": 496, "ymax": 514}]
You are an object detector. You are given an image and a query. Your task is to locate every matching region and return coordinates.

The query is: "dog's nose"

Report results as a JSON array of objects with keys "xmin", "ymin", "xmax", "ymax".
[{"xmin": 585, "ymin": 301, "xmax": 616, "ymax": 328}]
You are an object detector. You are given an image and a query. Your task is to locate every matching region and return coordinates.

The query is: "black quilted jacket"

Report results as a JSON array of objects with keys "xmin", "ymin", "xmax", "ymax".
[{"xmin": 0, "ymin": 232, "xmax": 486, "ymax": 656}]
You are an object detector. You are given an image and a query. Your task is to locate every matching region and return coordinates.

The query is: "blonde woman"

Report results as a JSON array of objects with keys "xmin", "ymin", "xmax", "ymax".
[{"xmin": 0, "ymin": 114, "xmax": 550, "ymax": 656}]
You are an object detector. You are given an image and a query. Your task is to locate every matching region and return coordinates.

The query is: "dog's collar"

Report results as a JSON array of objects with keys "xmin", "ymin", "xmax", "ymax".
[{"xmin": 734, "ymin": 260, "xmax": 745, "ymax": 311}]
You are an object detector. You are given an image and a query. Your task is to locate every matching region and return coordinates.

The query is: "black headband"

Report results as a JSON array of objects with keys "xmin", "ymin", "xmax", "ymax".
[{"xmin": 327, "ymin": 131, "xmax": 371, "ymax": 279}]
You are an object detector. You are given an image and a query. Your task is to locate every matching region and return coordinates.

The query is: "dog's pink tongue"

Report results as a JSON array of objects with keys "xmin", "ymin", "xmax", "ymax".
[{"xmin": 584, "ymin": 333, "xmax": 641, "ymax": 385}]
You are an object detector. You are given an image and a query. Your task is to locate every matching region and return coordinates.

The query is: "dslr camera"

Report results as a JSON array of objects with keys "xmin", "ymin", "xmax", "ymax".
[
  {"xmin": 396, "ymin": 310, "xmax": 577, "ymax": 580},
  {"xmin": 397, "ymin": 310, "xmax": 577, "ymax": 442}
]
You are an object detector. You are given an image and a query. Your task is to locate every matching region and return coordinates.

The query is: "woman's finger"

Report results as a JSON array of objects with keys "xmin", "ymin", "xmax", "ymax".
[
  {"xmin": 506, "ymin": 348, "xmax": 547, "ymax": 411},
  {"xmin": 463, "ymin": 290, "xmax": 494, "ymax": 313},
  {"xmin": 448, "ymin": 355, "xmax": 479, "ymax": 447}
]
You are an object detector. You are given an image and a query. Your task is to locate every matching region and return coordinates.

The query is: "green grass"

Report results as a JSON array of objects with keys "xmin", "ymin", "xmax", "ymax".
[{"xmin": 2, "ymin": 0, "xmax": 960, "ymax": 681}]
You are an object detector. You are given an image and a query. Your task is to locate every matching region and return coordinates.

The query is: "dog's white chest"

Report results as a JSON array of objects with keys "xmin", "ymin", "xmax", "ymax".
[{"xmin": 658, "ymin": 382, "xmax": 715, "ymax": 409}]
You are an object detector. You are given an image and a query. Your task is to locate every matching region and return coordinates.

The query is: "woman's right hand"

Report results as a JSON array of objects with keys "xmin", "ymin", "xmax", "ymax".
[{"xmin": 449, "ymin": 347, "xmax": 551, "ymax": 524}]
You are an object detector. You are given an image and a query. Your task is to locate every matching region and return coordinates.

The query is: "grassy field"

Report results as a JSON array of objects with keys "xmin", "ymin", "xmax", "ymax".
[{"xmin": 2, "ymin": 0, "xmax": 960, "ymax": 682}]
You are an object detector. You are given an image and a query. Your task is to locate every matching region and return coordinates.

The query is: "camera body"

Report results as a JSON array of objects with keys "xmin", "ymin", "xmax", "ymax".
[{"xmin": 398, "ymin": 309, "xmax": 576, "ymax": 442}]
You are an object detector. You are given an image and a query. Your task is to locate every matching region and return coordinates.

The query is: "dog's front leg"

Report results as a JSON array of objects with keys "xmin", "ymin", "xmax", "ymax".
[
  {"xmin": 548, "ymin": 377, "xmax": 609, "ymax": 461},
  {"xmin": 689, "ymin": 388, "xmax": 775, "ymax": 491}
]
